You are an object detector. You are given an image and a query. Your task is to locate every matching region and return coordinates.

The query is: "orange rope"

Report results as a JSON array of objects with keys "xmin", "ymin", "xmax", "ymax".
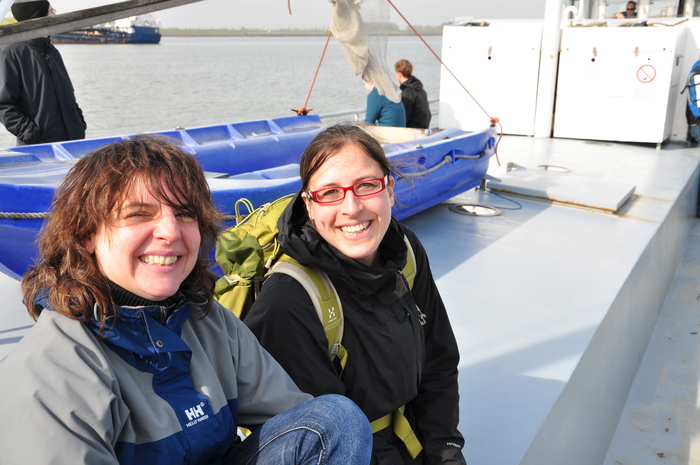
[
  {"xmin": 385, "ymin": 0, "xmax": 501, "ymax": 165},
  {"xmin": 294, "ymin": 30, "xmax": 333, "ymax": 116}
]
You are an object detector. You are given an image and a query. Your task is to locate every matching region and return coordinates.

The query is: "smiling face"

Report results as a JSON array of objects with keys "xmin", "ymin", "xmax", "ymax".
[
  {"xmin": 83, "ymin": 177, "xmax": 201, "ymax": 301},
  {"xmin": 303, "ymin": 143, "xmax": 394, "ymax": 267}
]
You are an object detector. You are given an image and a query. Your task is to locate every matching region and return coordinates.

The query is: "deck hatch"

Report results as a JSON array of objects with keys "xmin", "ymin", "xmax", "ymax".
[{"xmin": 486, "ymin": 165, "xmax": 636, "ymax": 213}]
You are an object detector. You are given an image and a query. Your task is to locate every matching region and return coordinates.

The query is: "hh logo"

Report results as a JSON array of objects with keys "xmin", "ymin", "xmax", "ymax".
[
  {"xmin": 185, "ymin": 403, "xmax": 205, "ymax": 421},
  {"xmin": 328, "ymin": 306, "xmax": 337, "ymax": 320},
  {"xmin": 184, "ymin": 402, "xmax": 210, "ymax": 428}
]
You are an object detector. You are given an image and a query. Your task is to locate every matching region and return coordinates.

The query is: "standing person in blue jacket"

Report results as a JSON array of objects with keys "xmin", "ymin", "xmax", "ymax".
[
  {"xmin": 0, "ymin": 135, "xmax": 372, "ymax": 465},
  {"xmin": 394, "ymin": 60, "xmax": 431, "ymax": 129},
  {"xmin": 0, "ymin": 0, "xmax": 86, "ymax": 145},
  {"xmin": 363, "ymin": 78, "xmax": 406, "ymax": 127}
]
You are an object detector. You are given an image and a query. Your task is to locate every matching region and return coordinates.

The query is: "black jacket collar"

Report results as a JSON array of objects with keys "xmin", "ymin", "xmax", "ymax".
[{"xmin": 278, "ymin": 192, "xmax": 409, "ymax": 304}]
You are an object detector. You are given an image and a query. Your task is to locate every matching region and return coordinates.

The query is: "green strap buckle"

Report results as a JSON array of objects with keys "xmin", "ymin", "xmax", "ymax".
[{"xmin": 369, "ymin": 407, "xmax": 423, "ymax": 459}]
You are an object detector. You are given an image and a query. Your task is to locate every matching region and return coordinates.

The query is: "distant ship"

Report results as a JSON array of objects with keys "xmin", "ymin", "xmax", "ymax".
[{"xmin": 52, "ymin": 15, "xmax": 160, "ymax": 44}]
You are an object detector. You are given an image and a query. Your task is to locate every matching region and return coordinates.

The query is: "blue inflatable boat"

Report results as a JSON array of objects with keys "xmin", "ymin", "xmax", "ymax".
[{"xmin": 0, "ymin": 115, "xmax": 496, "ymax": 279}]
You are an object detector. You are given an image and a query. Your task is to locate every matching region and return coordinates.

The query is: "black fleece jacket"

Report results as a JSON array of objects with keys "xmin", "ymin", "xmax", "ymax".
[
  {"xmin": 399, "ymin": 75, "xmax": 431, "ymax": 130},
  {"xmin": 0, "ymin": 37, "xmax": 86, "ymax": 145},
  {"xmin": 244, "ymin": 194, "xmax": 466, "ymax": 465}
]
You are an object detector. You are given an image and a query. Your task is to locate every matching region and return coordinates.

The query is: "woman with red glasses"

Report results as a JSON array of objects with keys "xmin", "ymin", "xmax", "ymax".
[{"xmin": 245, "ymin": 123, "xmax": 466, "ymax": 465}]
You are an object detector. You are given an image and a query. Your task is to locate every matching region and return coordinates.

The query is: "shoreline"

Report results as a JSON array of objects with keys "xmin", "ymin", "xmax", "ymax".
[{"xmin": 160, "ymin": 29, "xmax": 443, "ymax": 37}]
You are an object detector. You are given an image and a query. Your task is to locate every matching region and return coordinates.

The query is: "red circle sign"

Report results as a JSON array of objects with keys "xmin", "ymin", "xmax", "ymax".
[{"xmin": 637, "ymin": 65, "xmax": 656, "ymax": 83}]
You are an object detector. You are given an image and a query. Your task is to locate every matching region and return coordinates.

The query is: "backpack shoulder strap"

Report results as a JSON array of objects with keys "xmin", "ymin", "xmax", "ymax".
[
  {"xmin": 402, "ymin": 234, "xmax": 416, "ymax": 290},
  {"xmin": 268, "ymin": 256, "xmax": 347, "ymax": 372},
  {"xmin": 266, "ymin": 237, "xmax": 413, "ymax": 373}
]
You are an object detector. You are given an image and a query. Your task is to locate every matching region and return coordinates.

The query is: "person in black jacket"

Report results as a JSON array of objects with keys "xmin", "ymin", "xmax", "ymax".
[
  {"xmin": 0, "ymin": 0, "xmax": 86, "ymax": 145},
  {"xmin": 395, "ymin": 60, "xmax": 431, "ymax": 129},
  {"xmin": 245, "ymin": 123, "xmax": 466, "ymax": 465}
]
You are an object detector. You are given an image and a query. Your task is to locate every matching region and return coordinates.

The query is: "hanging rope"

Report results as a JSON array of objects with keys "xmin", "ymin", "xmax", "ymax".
[
  {"xmin": 293, "ymin": 30, "xmax": 333, "ymax": 116},
  {"xmin": 385, "ymin": 0, "xmax": 502, "ymax": 165}
]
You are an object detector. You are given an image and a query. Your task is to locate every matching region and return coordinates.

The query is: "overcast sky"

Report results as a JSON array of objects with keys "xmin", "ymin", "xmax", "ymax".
[{"xmin": 57, "ymin": 0, "xmax": 547, "ymax": 30}]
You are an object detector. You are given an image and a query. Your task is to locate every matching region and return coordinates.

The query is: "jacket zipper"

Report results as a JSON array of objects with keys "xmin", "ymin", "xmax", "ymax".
[
  {"xmin": 416, "ymin": 305, "xmax": 426, "ymax": 326},
  {"xmin": 397, "ymin": 269, "xmax": 426, "ymax": 325}
]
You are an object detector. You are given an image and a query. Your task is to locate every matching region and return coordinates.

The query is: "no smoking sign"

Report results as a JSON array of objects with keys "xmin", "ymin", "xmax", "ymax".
[{"xmin": 637, "ymin": 65, "xmax": 656, "ymax": 83}]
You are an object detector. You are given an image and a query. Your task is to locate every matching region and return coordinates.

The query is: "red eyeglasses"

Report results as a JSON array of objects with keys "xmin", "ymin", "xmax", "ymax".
[{"xmin": 305, "ymin": 176, "xmax": 389, "ymax": 204}]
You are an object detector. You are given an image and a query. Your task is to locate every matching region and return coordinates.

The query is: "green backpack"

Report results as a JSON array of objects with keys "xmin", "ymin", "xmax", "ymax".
[
  {"xmin": 214, "ymin": 194, "xmax": 422, "ymax": 458},
  {"xmin": 215, "ymin": 194, "xmax": 345, "ymax": 369}
]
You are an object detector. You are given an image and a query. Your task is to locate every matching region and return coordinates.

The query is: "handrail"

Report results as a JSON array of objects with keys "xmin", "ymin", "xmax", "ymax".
[{"xmin": 318, "ymin": 98, "xmax": 439, "ymax": 123}]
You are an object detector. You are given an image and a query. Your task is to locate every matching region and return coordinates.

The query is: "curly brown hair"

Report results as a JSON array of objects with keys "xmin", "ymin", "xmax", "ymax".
[{"xmin": 21, "ymin": 135, "xmax": 223, "ymax": 329}]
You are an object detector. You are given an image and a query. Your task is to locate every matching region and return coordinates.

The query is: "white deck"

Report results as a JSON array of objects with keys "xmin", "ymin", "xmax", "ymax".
[
  {"xmin": 401, "ymin": 135, "xmax": 700, "ymax": 465},
  {"xmin": 1, "ymin": 135, "xmax": 699, "ymax": 464}
]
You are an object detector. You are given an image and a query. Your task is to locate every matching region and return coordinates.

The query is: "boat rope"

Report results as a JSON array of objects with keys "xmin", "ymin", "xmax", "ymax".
[
  {"xmin": 385, "ymin": 0, "xmax": 502, "ymax": 165},
  {"xmin": 400, "ymin": 155, "xmax": 451, "ymax": 178},
  {"xmin": 294, "ymin": 30, "xmax": 333, "ymax": 116},
  {"xmin": 579, "ymin": 18, "xmax": 688, "ymax": 28},
  {"xmin": 455, "ymin": 151, "xmax": 487, "ymax": 160},
  {"xmin": 622, "ymin": 18, "xmax": 689, "ymax": 27},
  {"xmin": 651, "ymin": 18, "xmax": 689, "ymax": 26},
  {"xmin": 385, "ymin": 0, "xmax": 492, "ymax": 122},
  {"xmin": 0, "ymin": 210, "xmax": 240, "ymax": 222},
  {"xmin": 0, "ymin": 212, "xmax": 50, "ymax": 219},
  {"xmin": 578, "ymin": 21, "xmax": 609, "ymax": 27},
  {"xmin": 400, "ymin": 148, "xmax": 486, "ymax": 178}
]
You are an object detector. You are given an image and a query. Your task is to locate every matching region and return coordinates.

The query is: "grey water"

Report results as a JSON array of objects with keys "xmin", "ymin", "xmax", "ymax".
[{"xmin": 0, "ymin": 34, "xmax": 443, "ymax": 148}]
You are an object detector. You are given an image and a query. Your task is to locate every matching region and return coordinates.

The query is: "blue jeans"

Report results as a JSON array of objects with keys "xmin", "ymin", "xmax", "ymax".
[{"xmin": 227, "ymin": 394, "xmax": 372, "ymax": 465}]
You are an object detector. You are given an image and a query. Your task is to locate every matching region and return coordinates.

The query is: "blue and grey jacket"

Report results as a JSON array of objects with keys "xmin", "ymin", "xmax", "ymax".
[{"xmin": 0, "ymin": 294, "xmax": 311, "ymax": 464}]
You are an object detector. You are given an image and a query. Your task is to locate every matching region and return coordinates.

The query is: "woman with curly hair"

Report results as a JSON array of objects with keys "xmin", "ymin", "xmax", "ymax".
[{"xmin": 0, "ymin": 135, "xmax": 372, "ymax": 465}]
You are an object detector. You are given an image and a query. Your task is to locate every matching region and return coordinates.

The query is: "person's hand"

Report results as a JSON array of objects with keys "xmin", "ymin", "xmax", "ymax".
[{"xmin": 612, "ymin": 13, "xmax": 624, "ymax": 18}]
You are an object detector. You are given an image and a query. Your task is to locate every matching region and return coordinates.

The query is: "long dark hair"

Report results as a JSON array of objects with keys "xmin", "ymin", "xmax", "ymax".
[{"xmin": 22, "ymin": 135, "xmax": 222, "ymax": 329}]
